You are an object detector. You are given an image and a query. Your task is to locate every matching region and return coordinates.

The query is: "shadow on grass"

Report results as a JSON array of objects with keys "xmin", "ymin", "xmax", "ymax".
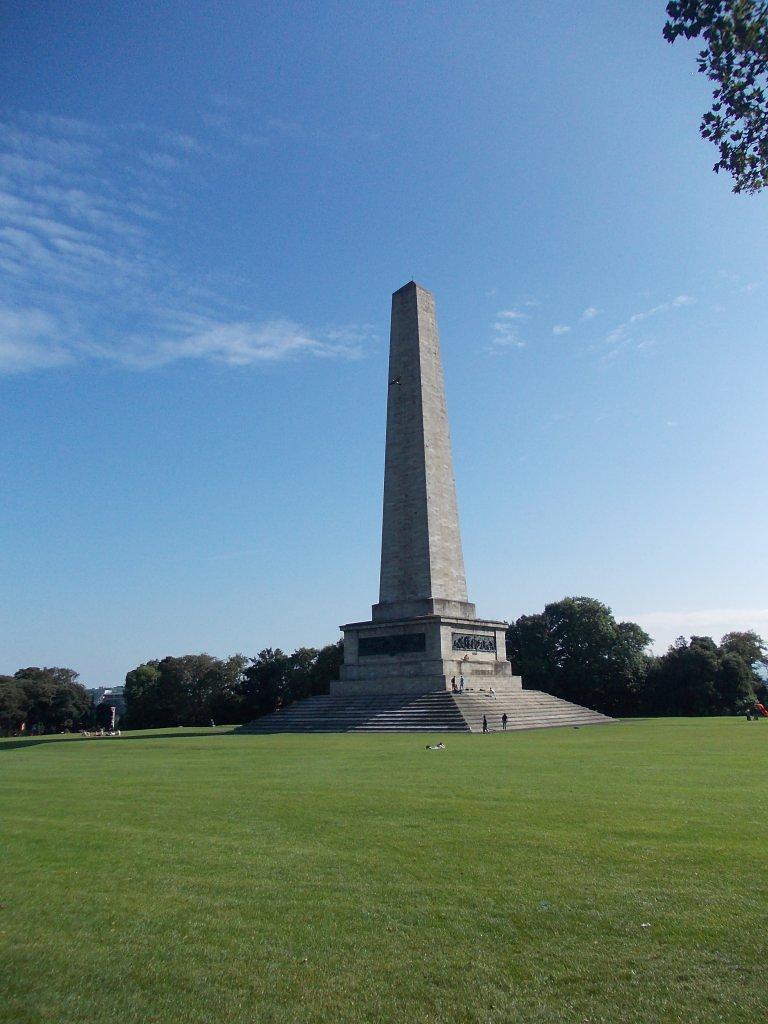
[{"xmin": 0, "ymin": 727, "xmax": 239, "ymax": 753}]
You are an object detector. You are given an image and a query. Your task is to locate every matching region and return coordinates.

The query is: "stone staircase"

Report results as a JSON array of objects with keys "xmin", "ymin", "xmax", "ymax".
[
  {"xmin": 238, "ymin": 688, "xmax": 614, "ymax": 734},
  {"xmin": 454, "ymin": 689, "xmax": 614, "ymax": 732},
  {"xmin": 239, "ymin": 691, "xmax": 467, "ymax": 733}
]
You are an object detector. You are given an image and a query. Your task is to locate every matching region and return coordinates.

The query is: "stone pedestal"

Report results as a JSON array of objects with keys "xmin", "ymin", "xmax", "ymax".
[{"xmin": 332, "ymin": 615, "xmax": 519, "ymax": 696}]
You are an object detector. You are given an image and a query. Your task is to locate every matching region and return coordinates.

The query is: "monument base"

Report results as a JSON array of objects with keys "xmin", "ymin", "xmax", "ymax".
[
  {"xmin": 239, "ymin": 689, "xmax": 615, "ymax": 733},
  {"xmin": 331, "ymin": 613, "xmax": 519, "ymax": 697}
]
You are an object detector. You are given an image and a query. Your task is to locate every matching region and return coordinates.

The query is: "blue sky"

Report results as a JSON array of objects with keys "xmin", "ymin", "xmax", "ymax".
[{"xmin": 1, "ymin": 1, "xmax": 766, "ymax": 686}]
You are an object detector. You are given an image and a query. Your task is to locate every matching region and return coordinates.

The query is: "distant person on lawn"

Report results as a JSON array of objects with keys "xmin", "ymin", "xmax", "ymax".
[
  {"xmin": 502, "ymin": 713, "xmax": 508, "ymax": 731},
  {"xmin": 482, "ymin": 715, "xmax": 488, "ymax": 733}
]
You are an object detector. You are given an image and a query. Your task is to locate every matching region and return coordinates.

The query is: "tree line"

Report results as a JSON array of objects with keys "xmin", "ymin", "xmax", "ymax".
[
  {"xmin": 1, "ymin": 601, "xmax": 766, "ymax": 734},
  {"xmin": 0, "ymin": 667, "xmax": 95, "ymax": 735},
  {"xmin": 506, "ymin": 597, "xmax": 767, "ymax": 717},
  {"xmin": 0, "ymin": 644, "xmax": 343, "ymax": 735},
  {"xmin": 122, "ymin": 643, "xmax": 342, "ymax": 729}
]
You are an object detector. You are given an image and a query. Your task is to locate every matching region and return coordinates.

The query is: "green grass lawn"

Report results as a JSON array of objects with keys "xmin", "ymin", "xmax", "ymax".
[{"xmin": 2, "ymin": 719, "xmax": 767, "ymax": 1024}]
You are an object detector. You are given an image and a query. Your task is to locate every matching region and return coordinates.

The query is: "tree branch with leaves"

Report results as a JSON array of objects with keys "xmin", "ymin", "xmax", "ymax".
[{"xmin": 665, "ymin": 1, "xmax": 768, "ymax": 192}]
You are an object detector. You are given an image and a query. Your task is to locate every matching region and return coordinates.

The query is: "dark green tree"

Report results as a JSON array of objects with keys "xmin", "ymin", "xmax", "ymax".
[
  {"xmin": 208, "ymin": 655, "xmax": 249, "ymax": 723},
  {"xmin": 664, "ymin": 1, "xmax": 768, "ymax": 192},
  {"xmin": 284, "ymin": 641, "xmax": 344, "ymax": 703},
  {"xmin": 9, "ymin": 667, "xmax": 90, "ymax": 733},
  {"xmin": 123, "ymin": 643, "xmax": 344, "ymax": 728},
  {"xmin": 48, "ymin": 682, "xmax": 91, "ymax": 731},
  {"xmin": 0, "ymin": 677, "xmax": 28, "ymax": 735},
  {"xmin": 646, "ymin": 636, "xmax": 722, "ymax": 714},
  {"xmin": 241, "ymin": 649, "xmax": 291, "ymax": 720},
  {"xmin": 124, "ymin": 655, "xmax": 241, "ymax": 728},
  {"xmin": 285, "ymin": 647, "xmax": 321, "ymax": 702},
  {"xmin": 158, "ymin": 654, "xmax": 229, "ymax": 726},
  {"xmin": 311, "ymin": 640, "xmax": 344, "ymax": 696},
  {"xmin": 720, "ymin": 629, "xmax": 767, "ymax": 698},
  {"xmin": 14, "ymin": 666, "xmax": 80, "ymax": 688},
  {"xmin": 715, "ymin": 651, "xmax": 756, "ymax": 710},
  {"xmin": 720, "ymin": 629, "xmax": 767, "ymax": 672},
  {"xmin": 123, "ymin": 661, "xmax": 160, "ymax": 728},
  {"xmin": 506, "ymin": 597, "xmax": 651, "ymax": 715}
]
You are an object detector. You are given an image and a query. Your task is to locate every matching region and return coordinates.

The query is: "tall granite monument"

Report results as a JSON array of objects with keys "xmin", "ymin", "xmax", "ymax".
[
  {"xmin": 332, "ymin": 281, "xmax": 518, "ymax": 696},
  {"xmin": 241, "ymin": 281, "xmax": 613, "ymax": 731}
]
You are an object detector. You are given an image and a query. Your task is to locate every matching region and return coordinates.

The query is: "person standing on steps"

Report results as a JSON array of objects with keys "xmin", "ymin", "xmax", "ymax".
[
  {"xmin": 482, "ymin": 714, "xmax": 488, "ymax": 733},
  {"xmin": 460, "ymin": 674, "xmax": 465, "ymax": 693},
  {"xmin": 501, "ymin": 712, "xmax": 508, "ymax": 731}
]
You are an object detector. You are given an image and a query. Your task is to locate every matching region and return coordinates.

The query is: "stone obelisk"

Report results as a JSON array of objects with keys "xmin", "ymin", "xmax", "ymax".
[
  {"xmin": 332, "ymin": 282, "xmax": 516, "ymax": 696},
  {"xmin": 374, "ymin": 282, "xmax": 474, "ymax": 622}
]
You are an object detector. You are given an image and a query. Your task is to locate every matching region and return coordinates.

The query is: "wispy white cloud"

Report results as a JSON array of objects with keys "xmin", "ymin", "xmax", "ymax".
[
  {"xmin": 139, "ymin": 150, "xmax": 187, "ymax": 173},
  {"xmin": 487, "ymin": 316, "xmax": 526, "ymax": 355},
  {"xmin": 604, "ymin": 294, "xmax": 694, "ymax": 351},
  {"xmin": 0, "ymin": 111, "xmax": 372, "ymax": 373},
  {"xmin": 496, "ymin": 308, "xmax": 529, "ymax": 321},
  {"xmin": 109, "ymin": 318, "xmax": 364, "ymax": 369},
  {"xmin": 125, "ymin": 122, "xmax": 202, "ymax": 153},
  {"xmin": 552, "ymin": 324, "xmax": 571, "ymax": 336},
  {"xmin": 581, "ymin": 306, "xmax": 599, "ymax": 320},
  {"xmin": 734, "ymin": 280, "xmax": 762, "ymax": 294},
  {"xmin": 168, "ymin": 320, "xmax": 363, "ymax": 365},
  {"xmin": 0, "ymin": 122, "xmax": 99, "ymax": 166},
  {"xmin": 0, "ymin": 307, "xmax": 70, "ymax": 372}
]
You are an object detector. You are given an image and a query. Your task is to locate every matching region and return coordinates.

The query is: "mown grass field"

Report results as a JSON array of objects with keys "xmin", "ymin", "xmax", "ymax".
[{"xmin": 1, "ymin": 718, "xmax": 767, "ymax": 1024}]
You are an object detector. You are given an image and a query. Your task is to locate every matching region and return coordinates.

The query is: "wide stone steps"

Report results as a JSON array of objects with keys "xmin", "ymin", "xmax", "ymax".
[
  {"xmin": 240, "ymin": 696, "xmax": 466, "ymax": 732},
  {"xmin": 239, "ymin": 692, "xmax": 467, "ymax": 733},
  {"xmin": 238, "ymin": 688, "xmax": 614, "ymax": 734},
  {"xmin": 455, "ymin": 690, "xmax": 613, "ymax": 731}
]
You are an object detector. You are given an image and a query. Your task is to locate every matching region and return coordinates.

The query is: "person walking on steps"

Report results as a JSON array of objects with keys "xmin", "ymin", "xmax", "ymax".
[
  {"xmin": 482, "ymin": 715, "xmax": 488, "ymax": 734},
  {"xmin": 501, "ymin": 712, "xmax": 508, "ymax": 731}
]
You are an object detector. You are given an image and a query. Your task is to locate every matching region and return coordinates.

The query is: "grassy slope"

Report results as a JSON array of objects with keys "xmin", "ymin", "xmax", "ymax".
[{"xmin": 1, "ymin": 719, "xmax": 767, "ymax": 1024}]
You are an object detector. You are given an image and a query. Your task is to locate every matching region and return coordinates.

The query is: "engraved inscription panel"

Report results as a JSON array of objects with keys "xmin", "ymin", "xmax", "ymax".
[
  {"xmin": 452, "ymin": 633, "xmax": 496, "ymax": 653},
  {"xmin": 358, "ymin": 633, "xmax": 426, "ymax": 657}
]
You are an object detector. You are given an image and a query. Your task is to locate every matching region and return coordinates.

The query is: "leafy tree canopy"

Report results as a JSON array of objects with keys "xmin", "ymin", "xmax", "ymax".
[
  {"xmin": 719, "ymin": 629, "xmax": 767, "ymax": 667},
  {"xmin": 664, "ymin": 1, "xmax": 768, "ymax": 192},
  {"xmin": 14, "ymin": 666, "xmax": 80, "ymax": 687},
  {"xmin": 1, "ymin": 667, "xmax": 90, "ymax": 734},
  {"xmin": 507, "ymin": 602, "xmax": 763, "ymax": 717},
  {"xmin": 646, "ymin": 633, "xmax": 757, "ymax": 714},
  {"xmin": 123, "ymin": 642, "xmax": 343, "ymax": 728},
  {"xmin": 506, "ymin": 597, "xmax": 652, "ymax": 715}
]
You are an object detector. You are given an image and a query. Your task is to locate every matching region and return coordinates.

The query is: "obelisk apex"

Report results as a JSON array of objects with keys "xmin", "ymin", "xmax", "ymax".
[{"xmin": 373, "ymin": 281, "xmax": 475, "ymax": 622}]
